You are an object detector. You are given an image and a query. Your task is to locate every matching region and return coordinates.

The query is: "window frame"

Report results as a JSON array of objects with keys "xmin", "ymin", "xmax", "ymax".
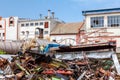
[
  {"xmin": 3, "ymin": 33, "xmax": 5, "ymax": 36},
  {"xmin": 40, "ymin": 22, "xmax": 43, "ymax": 25},
  {"xmin": 35, "ymin": 22, "xmax": 38, "ymax": 26},
  {"xmin": 0, "ymin": 25, "xmax": 2, "ymax": 28},
  {"xmin": 9, "ymin": 17, "xmax": 14, "ymax": 27},
  {"xmin": 30, "ymin": 23, "xmax": 34, "ymax": 26},
  {"xmin": 21, "ymin": 31, "xmax": 25, "ymax": 35},
  {"xmin": 21, "ymin": 24, "xmax": 24, "ymax": 27},
  {"xmin": 90, "ymin": 16, "xmax": 104, "ymax": 28},
  {"xmin": 26, "ymin": 31, "xmax": 29, "ymax": 35},
  {"xmin": 107, "ymin": 15, "xmax": 120, "ymax": 27},
  {"xmin": 26, "ymin": 23, "xmax": 29, "ymax": 26},
  {"xmin": 44, "ymin": 31, "xmax": 48, "ymax": 34}
]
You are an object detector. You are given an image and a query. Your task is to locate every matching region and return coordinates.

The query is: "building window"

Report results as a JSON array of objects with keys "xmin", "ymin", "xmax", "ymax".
[
  {"xmin": 9, "ymin": 17, "xmax": 14, "ymax": 26},
  {"xmin": 30, "ymin": 23, "xmax": 34, "ymax": 26},
  {"xmin": 35, "ymin": 31, "xmax": 39, "ymax": 35},
  {"xmin": 44, "ymin": 31, "xmax": 48, "ymax": 34},
  {"xmin": 35, "ymin": 23, "xmax": 38, "ymax": 26},
  {"xmin": 3, "ymin": 33, "xmax": 5, "ymax": 36},
  {"xmin": 90, "ymin": 16, "xmax": 104, "ymax": 28},
  {"xmin": 108, "ymin": 16, "xmax": 120, "ymax": 27},
  {"xmin": 21, "ymin": 24, "xmax": 24, "ymax": 27},
  {"xmin": 44, "ymin": 22, "xmax": 49, "ymax": 28},
  {"xmin": 26, "ymin": 23, "xmax": 29, "ymax": 26},
  {"xmin": 40, "ymin": 22, "xmax": 43, "ymax": 25},
  {"xmin": 21, "ymin": 31, "xmax": 25, "ymax": 35},
  {"xmin": 26, "ymin": 31, "xmax": 29, "ymax": 35},
  {"xmin": 0, "ymin": 25, "xmax": 2, "ymax": 28}
]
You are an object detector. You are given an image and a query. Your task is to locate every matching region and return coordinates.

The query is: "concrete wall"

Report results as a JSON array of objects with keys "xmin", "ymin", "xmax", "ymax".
[
  {"xmin": 0, "ymin": 18, "xmax": 6, "ymax": 40},
  {"xmin": 50, "ymin": 35, "xmax": 76, "ymax": 45},
  {"xmin": 6, "ymin": 17, "xmax": 18, "ymax": 40}
]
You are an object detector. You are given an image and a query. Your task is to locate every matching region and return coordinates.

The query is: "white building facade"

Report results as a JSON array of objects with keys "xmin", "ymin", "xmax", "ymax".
[
  {"xmin": 18, "ymin": 19, "xmax": 61, "ymax": 40},
  {"xmin": 82, "ymin": 8, "xmax": 120, "ymax": 47},
  {"xmin": 0, "ymin": 16, "xmax": 19, "ymax": 41},
  {"xmin": 50, "ymin": 34, "xmax": 77, "ymax": 45},
  {"xmin": 0, "ymin": 10, "xmax": 62, "ymax": 41}
]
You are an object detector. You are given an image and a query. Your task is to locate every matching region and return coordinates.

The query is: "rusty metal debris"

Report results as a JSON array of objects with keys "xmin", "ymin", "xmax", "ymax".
[{"xmin": 0, "ymin": 52, "xmax": 120, "ymax": 80}]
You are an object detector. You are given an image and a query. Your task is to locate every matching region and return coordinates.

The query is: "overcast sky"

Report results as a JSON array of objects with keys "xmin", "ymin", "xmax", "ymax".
[{"xmin": 0, "ymin": 0, "xmax": 120, "ymax": 22}]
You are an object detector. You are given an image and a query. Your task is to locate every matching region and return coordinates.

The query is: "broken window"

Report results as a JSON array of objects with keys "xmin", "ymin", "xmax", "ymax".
[
  {"xmin": 93, "ymin": 20, "xmax": 99, "ymax": 24},
  {"xmin": 91, "ymin": 17, "xmax": 104, "ymax": 28}
]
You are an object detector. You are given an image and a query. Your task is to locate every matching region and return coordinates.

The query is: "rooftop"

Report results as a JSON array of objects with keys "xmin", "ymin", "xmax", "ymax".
[
  {"xmin": 50, "ymin": 22, "xmax": 84, "ymax": 35},
  {"xmin": 82, "ymin": 8, "xmax": 120, "ymax": 16}
]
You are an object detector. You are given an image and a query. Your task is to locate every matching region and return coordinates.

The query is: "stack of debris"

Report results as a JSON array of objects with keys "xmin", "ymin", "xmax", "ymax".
[
  {"xmin": 0, "ymin": 56, "xmax": 15, "ymax": 79},
  {"xmin": 0, "ymin": 52, "xmax": 120, "ymax": 80}
]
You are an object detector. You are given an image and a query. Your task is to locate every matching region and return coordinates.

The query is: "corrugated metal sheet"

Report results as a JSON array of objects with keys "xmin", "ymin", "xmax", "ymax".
[
  {"xmin": 55, "ymin": 51, "xmax": 114, "ymax": 60},
  {"xmin": 36, "ymin": 39, "xmax": 56, "ymax": 46}
]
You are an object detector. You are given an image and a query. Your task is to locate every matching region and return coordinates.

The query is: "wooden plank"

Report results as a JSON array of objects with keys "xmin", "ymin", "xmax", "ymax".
[
  {"xmin": 112, "ymin": 54, "xmax": 120, "ymax": 75},
  {"xmin": 77, "ymin": 71, "xmax": 87, "ymax": 80}
]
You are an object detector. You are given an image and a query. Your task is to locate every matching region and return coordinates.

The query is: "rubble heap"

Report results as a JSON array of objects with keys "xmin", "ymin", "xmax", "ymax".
[{"xmin": 0, "ymin": 52, "xmax": 120, "ymax": 80}]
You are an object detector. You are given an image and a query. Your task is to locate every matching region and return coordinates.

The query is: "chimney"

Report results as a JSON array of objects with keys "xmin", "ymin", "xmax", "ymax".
[
  {"xmin": 39, "ymin": 14, "xmax": 42, "ymax": 19},
  {"xmin": 51, "ymin": 12, "xmax": 55, "ymax": 19},
  {"xmin": 48, "ymin": 9, "xmax": 51, "ymax": 19}
]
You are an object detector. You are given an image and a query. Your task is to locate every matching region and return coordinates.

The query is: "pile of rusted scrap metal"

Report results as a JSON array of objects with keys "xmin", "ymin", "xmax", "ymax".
[
  {"xmin": 0, "ymin": 52, "xmax": 120, "ymax": 80},
  {"xmin": 0, "ymin": 56, "xmax": 16, "ymax": 80}
]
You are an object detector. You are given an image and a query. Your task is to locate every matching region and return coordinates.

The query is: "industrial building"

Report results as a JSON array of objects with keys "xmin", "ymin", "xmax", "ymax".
[
  {"xmin": 18, "ymin": 11, "xmax": 61, "ymax": 40},
  {"xmin": 82, "ymin": 8, "xmax": 120, "ymax": 48}
]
